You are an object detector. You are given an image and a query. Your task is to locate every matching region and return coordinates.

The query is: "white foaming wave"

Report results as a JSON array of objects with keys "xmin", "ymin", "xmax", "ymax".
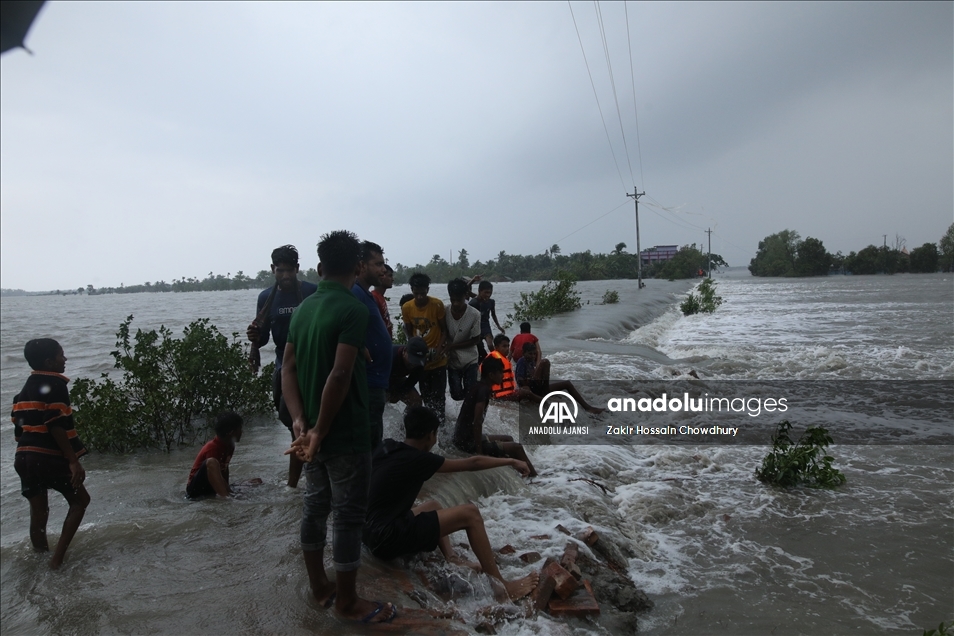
[
  {"xmin": 546, "ymin": 349, "xmax": 659, "ymax": 379},
  {"xmin": 622, "ymin": 306, "xmax": 685, "ymax": 349}
]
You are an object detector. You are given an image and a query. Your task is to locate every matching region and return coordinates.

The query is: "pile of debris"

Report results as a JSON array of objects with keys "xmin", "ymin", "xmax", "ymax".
[
  {"xmin": 525, "ymin": 525, "xmax": 652, "ymax": 621},
  {"xmin": 407, "ymin": 524, "xmax": 653, "ymax": 634}
]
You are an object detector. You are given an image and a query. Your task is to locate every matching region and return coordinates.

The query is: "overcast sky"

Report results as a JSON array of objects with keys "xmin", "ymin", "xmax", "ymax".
[{"xmin": 1, "ymin": 1, "xmax": 951, "ymax": 291}]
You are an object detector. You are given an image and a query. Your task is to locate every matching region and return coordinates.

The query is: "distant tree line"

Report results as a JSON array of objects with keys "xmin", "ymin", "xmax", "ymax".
[
  {"xmin": 388, "ymin": 243, "xmax": 727, "ymax": 285},
  {"xmin": 749, "ymin": 224, "xmax": 954, "ymax": 277},
  {"xmin": 71, "ymin": 243, "xmax": 728, "ymax": 296},
  {"xmin": 83, "ymin": 270, "xmax": 273, "ymax": 295}
]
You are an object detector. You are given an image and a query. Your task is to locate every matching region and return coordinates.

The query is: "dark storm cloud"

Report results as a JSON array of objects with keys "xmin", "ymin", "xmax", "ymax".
[{"xmin": 0, "ymin": 2, "xmax": 950, "ymax": 289}]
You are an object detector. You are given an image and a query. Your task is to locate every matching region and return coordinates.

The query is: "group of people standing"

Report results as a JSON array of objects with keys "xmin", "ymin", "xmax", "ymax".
[
  {"xmin": 243, "ymin": 235, "xmax": 544, "ymax": 624},
  {"xmin": 10, "ymin": 233, "xmax": 593, "ymax": 625}
]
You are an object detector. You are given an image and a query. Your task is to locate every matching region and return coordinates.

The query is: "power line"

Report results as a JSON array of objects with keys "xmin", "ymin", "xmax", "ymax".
[
  {"xmin": 567, "ymin": 0, "xmax": 627, "ymax": 191},
  {"xmin": 549, "ymin": 199, "xmax": 631, "ymax": 247},
  {"xmin": 641, "ymin": 198, "xmax": 709, "ymax": 232},
  {"xmin": 594, "ymin": 0, "xmax": 636, "ymax": 188},
  {"xmin": 624, "ymin": 1, "xmax": 645, "ymax": 190}
]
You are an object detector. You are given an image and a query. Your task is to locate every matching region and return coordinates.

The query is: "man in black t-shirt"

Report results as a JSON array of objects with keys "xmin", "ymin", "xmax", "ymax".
[{"xmin": 363, "ymin": 406, "xmax": 539, "ymax": 601}]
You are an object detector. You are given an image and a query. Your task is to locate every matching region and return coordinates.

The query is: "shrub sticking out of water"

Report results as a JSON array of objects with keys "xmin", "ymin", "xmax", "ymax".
[
  {"xmin": 602, "ymin": 289, "xmax": 620, "ymax": 304},
  {"xmin": 511, "ymin": 271, "xmax": 582, "ymax": 321},
  {"xmin": 924, "ymin": 620, "xmax": 953, "ymax": 636},
  {"xmin": 71, "ymin": 315, "xmax": 273, "ymax": 452},
  {"xmin": 680, "ymin": 278, "xmax": 723, "ymax": 316},
  {"xmin": 756, "ymin": 421, "xmax": 846, "ymax": 488}
]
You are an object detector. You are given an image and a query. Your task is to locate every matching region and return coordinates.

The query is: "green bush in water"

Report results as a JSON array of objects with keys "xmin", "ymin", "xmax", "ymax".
[
  {"xmin": 71, "ymin": 315, "xmax": 273, "ymax": 452},
  {"xmin": 511, "ymin": 271, "xmax": 582, "ymax": 321},
  {"xmin": 924, "ymin": 620, "xmax": 953, "ymax": 636},
  {"xmin": 681, "ymin": 277, "xmax": 723, "ymax": 316},
  {"xmin": 602, "ymin": 289, "xmax": 620, "ymax": 304},
  {"xmin": 756, "ymin": 421, "xmax": 846, "ymax": 489}
]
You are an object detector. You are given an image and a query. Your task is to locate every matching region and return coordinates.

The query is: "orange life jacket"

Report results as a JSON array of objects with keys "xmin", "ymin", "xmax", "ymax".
[{"xmin": 484, "ymin": 350, "xmax": 516, "ymax": 398}]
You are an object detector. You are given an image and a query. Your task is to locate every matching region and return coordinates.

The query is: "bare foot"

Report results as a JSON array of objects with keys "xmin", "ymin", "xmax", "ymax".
[
  {"xmin": 336, "ymin": 598, "xmax": 397, "ymax": 624},
  {"xmin": 503, "ymin": 572, "xmax": 540, "ymax": 601},
  {"xmin": 312, "ymin": 581, "xmax": 336, "ymax": 608},
  {"xmin": 49, "ymin": 555, "xmax": 63, "ymax": 570}
]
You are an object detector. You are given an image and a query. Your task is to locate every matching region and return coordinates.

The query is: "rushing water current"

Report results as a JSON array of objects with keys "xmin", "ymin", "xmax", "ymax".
[{"xmin": 1, "ymin": 271, "xmax": 952, "ymax": 635}]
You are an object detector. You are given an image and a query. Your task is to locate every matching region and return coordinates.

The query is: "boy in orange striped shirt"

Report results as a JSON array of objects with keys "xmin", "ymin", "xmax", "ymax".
[{"xmin": 12, "ymin": 338, "xmax": 90, "ymax": 569}]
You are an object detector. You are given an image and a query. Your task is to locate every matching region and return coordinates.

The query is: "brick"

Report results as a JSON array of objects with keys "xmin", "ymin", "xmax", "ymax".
[
  {"xmin": 519, "ymin": 551, "xmax": 542, "ymax": 564},
  {"xmin": 560, "ymin": 541, "xmax": 580, "ymax": 568},
  {"xmin": 543, "ymin": 561, "xmax": 579, "ymax": 600},
  {"xmin": 576, "ymin": 526, "xmax": 599, "ymax": 546},
  {"xmin": 555, "ymin": 524, "xmax": 572, "ymax": 536},
  {"xmin": 566, "ymin": 562, "xmax": 582, "ymax": 580},
  {"xmin": 529, "ymin": 571, "xmax": 557, "ymax": 613},
  {"xmin": 498, "ymin": 544, "xmax": 516, "ymax": 555},
  {"xmin": 547, "ymin": 579, "xmax": 600, "ymax": 618},
  {"xmin": 583, "ymin": 579, "xmax": 596, "ymax": 598}
]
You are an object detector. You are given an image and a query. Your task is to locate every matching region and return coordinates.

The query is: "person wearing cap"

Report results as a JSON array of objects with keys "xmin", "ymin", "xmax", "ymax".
[{"xmin": 387, "ymin": 337, "xmax": 428, "ymax": 407}]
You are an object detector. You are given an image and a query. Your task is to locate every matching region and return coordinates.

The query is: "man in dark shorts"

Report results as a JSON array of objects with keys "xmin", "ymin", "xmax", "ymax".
[
  {"xmin": 452, "ymin": 357, "xmax": 537, "ymax": 476},
  {"xmin": 363, "ymin": 406, "xmax": 539, "ymax": 601},
  {"xmin": 246, "ymin": 244, "xmax": 317, "ymax": 488}
]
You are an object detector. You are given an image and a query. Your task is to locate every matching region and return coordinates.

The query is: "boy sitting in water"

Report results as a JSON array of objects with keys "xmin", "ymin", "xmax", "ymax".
[
  {"xmin": 364, "ymin": 406, "xmax": 540, "ymax": 600},
  {"xmin": 513, "ymin": 343, "xmax": 604, "ymax": 414},
  {"xmin": 12, "ymin": 338, "xmax": 91, "ymax": 569},
  {"xmin": 452, "ymin": 357, "xmax": 538, "ymax": 476},
  {"xmin": 186, "ymin": 412, "xmax": 256, "ymax": 498}
]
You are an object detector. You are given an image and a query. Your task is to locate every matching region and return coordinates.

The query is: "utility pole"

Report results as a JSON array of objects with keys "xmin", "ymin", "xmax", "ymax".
[
  {"xmin": 883, "ymin": 234, "xmax": 887, "ymax": 274},
  {"xmin": 627, "ymin": 188, "xmax": 646, "ymax": 288},
  {"xmin": 706, "ymin": 228, "xmax": 713, "ymax": 278}
]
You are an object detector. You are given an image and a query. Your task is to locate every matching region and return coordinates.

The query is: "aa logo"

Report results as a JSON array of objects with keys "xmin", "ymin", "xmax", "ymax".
[{"xmin": 539, "ymin": 391, "xmax": 578, "ymax": 424}]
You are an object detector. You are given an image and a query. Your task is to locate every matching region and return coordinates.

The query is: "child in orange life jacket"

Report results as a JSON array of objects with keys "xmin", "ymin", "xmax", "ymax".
[
  {"xmin": 481, "ymin": 334, "xmax": 541, "ymax": 404},
  {"xmin": 12, "ymin": 338, "xmax": 91, "ymax": 569},
  {"xmin": 452, "ymin": 357, "xmax": 537, "ymax": 477}
]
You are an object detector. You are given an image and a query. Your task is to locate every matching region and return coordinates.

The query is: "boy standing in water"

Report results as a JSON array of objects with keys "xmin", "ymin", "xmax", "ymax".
[
  {"xmin": 401, "ymin": 273, "xmax": 448, "ymax": 424},
  {"xmin": 444, "ymin": 278, "xmax": 482, "ymax": 401},
  {"xmin": 12, "ymin": 338, "xmax": 90, "ymax": 569},
  {"xmin": 469, "ymin": 280, "xmax": 505, "ymax": 360},
  {"xmin": 186, "ymin": 412, "xmax": 252, "ymax": 499},
  {"xmin": 246, "ymin": 244, "xmax": 318, "ymax": 488},
  {"xmin": 509, "ymin": 322, "xmax": 541, "ymax": 364}
]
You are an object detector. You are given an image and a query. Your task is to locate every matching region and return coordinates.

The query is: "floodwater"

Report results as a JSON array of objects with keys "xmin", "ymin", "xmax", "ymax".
[{"xmin": 1, "ymin": 272, "xmax": 952, "ymax": 635}]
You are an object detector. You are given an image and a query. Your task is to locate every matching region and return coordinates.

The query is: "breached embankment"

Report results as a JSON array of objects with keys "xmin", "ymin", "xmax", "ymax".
[
  {"xmin": 355, "ymin": 279, "xmax": 689, "ymax": 632},
  {"xmin": 533, "ymin": 278, "xmax": 695, "ymax": 361}
]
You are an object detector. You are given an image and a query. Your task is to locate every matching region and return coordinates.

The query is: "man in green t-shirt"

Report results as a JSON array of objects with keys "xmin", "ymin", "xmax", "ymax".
[{"xmin": 283, "ymin": 230, "xmax": 396, "ymax": 625}]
